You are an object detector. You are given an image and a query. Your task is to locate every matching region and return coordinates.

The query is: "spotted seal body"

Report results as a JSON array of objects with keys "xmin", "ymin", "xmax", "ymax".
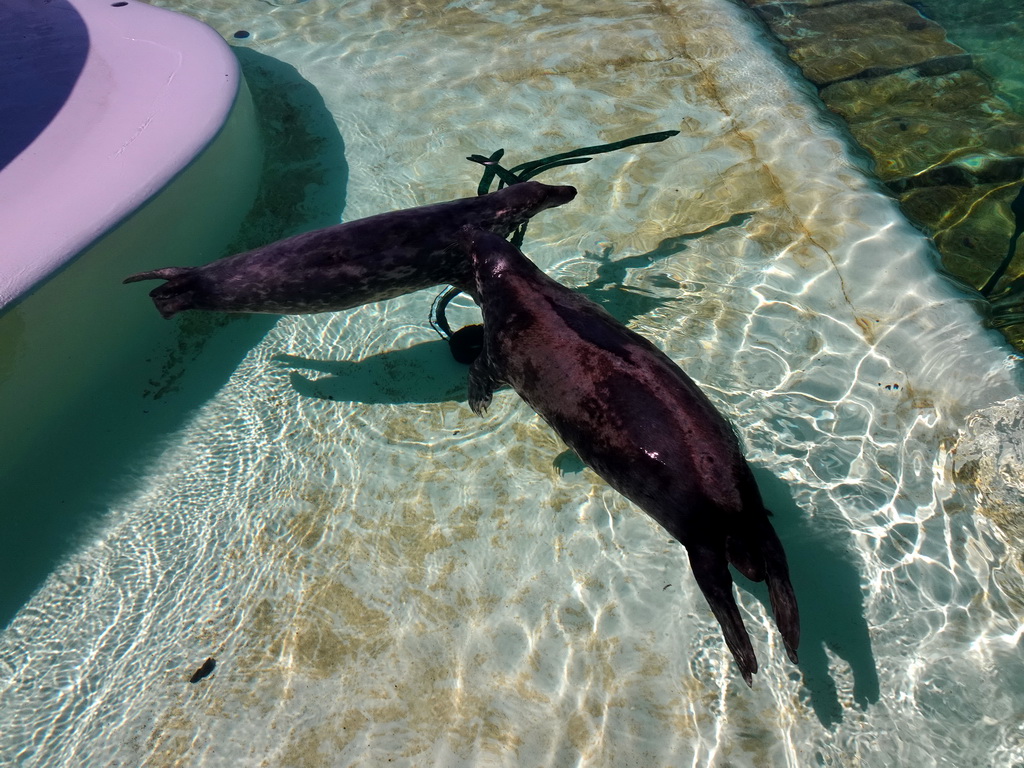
[
  {"xmin": 124, "ymin": 182, "xmax": 577, "ymax": 319},
  {"xmin": 461, "ymin": 226, "xmax": 799, "ymax": 684}
]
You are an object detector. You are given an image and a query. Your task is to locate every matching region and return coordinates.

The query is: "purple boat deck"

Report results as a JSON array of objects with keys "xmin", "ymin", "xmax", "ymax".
[{"xmin": 0, "ymin": 0, "xmax": 257, "ymax": 308}]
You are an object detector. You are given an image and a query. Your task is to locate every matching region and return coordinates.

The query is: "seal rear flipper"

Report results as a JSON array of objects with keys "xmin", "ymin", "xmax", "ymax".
[
  {"xmin": 724, "ymin": 515, "xmax": 800, "ymax": 666},
  {"xmin": 122, "ymin": 266, "xmax": 191, "ymax": 284},
  {"xmin": 688, "ymin": 544, "xmax": 758, "ymax": 686},
  {"xmin": 123, "ymin": 267, "xmax": 200, "ymax": 319},
  {"xmin": 760, "ymin": 522, "xmax": 800, "ymax": 664},
  {"xmin": 726, "ymin": 529, "xmax": 766, "ymax": 583}
]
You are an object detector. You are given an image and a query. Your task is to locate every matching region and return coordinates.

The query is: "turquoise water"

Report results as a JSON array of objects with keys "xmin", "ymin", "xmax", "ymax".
[
  {"xmin": 922, "ymin": 0, "xmax": 1024, "ymax": 112},
  {"xmin": 2, "ymin": 0, "xmax": 1024, "ymax": 765}
]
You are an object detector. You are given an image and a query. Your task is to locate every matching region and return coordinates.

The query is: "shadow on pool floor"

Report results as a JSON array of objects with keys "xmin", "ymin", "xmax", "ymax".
[{"xmin": 0, "ymin": 47, "xmax": 348, "ymax": 628}]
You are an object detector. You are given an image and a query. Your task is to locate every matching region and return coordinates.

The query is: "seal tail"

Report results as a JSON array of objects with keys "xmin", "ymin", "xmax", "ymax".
[
  {"xmin": 122, "ymin": 267, "xmax": 198, "ymax": 319},
  {"xmin": 688, "ymin": 544, "xmax": 758, "ymax": 686},
  {"xmin": 725, "ymin": 517, "xmax": 800, "ymax": 665},
  {"xmin": 760, "ymin": 521, "xmax": 800, "ymax": 665},
  {"xmin": 122, "ymin": 266, "xmax": 191, "ymax": 285}
]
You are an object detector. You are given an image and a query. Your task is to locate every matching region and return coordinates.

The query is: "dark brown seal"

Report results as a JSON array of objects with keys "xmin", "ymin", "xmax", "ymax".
[
  {"xmin": 460, "ymin": 226, "xmax": 799, "ymax": 685},
  {"xmin": 124, "ymin": 181, "xmax": 577, "ymax": 319}
]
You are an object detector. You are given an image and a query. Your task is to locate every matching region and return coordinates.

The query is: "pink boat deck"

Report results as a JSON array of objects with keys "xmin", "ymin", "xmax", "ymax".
[
  {"xmin": 0, "ymin": 0, "xmax": 246, "ymax": 308},
  {"xmin": 0, "ymin": 0, "xmax": 262, "ymax": 493}
]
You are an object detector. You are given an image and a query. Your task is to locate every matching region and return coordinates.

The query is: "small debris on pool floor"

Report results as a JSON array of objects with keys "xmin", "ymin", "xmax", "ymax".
[{"xmin": 190, "ymin": 657, "xmax": 216, "ymax": 683}]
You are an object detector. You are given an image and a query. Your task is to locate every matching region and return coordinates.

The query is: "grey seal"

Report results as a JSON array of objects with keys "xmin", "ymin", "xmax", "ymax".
[
  {"xmin": 461, "ymin": 226, "xmax": 799, "ymax": 685},
  {"xmin": 124, "ymin": 181, "xmax": 577, "ymax": 319}
]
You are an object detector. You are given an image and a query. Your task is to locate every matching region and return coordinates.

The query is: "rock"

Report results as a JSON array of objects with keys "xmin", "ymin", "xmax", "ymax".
[
  {"xmin": 899, "ymin": 182, "xmax": 1022, "ymax": 290},
  {"xmin": 754, "ymin": 0, "xmax": 970, "ymax": 85}
]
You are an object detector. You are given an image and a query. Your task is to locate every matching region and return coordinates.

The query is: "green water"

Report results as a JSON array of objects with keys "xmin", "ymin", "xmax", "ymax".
[
  {"xmin": 921, "ymin": 0, "xmax": 1024, "ymax": 113},
  {"xmin": 0, "ymin": 48, "xmax": 345, "ymax": 627}
]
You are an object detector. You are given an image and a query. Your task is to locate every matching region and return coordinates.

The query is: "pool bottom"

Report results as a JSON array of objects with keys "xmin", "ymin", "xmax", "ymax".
[
  {"xmin": 3, "ymin": 0, "xmax": 1024, "ymax": 764},
  {"xmin": 2, "ymin": 303, "xmax": 1022, "ymax": 767}
]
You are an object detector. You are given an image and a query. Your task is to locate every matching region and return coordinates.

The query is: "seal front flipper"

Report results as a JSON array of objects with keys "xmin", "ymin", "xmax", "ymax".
[
  {"xmin": 448, "ymin": 324, "xmax": 485, "ymax": 365},
  {"xmin": 687, "ymin": 543, "xmax": 758, "ymax": 686},
  {"xmin": 468, "ymin": 350, "xmax": 500, "ymax": 416}
]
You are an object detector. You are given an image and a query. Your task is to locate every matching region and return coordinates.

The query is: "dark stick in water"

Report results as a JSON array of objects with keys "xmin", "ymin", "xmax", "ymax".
[
  {"xmin": 980, "ymin": 184, "xmax": 1024, "ymax": 297},
  {"xmin": 473, "ymin": 148, "xmax": 507, "ymax": 196},
  {"xmin": 438, "ymin": 129, "xmax": 682, "ymax": 358},
  {"xmin": 466, "ymin": 130, "xmax": 680, "ymax": 196}
]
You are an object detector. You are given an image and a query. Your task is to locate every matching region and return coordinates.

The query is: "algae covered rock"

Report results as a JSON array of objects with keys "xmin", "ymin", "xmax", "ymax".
[
  {"xmin": 900, "ymin": 182, "xmax": 1022, "ymax": 290},
  {"xmin": 755, "ymin": 0, "xmax": 970, "ymax": 85},
  {"xmin": 740, "ymin": 0, "xmax": 1024, "ymax": 350},
  {"xmin": 952, "ymin": 395, "xmax": 1024, "ymax": 559},
  {"xmin": 821, "ymin": 69, "xmax": 1024, "ymax": 184},
  {"xmin": 820, "ymin": 69, "xmax": 1003, "ymax": 123}
]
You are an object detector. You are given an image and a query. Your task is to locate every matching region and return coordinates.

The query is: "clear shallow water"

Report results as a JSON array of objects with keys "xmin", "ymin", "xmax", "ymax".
[{"xmin": 3, "ymin": 0, "xmax": 1024, "ymax": 765}]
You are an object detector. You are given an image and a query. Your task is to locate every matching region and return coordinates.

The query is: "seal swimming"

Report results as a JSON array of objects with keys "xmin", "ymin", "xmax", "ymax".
[
  {"xmin": 460, "ymin": 226, "xmax": 799, "ymax": 684},
  {"xmin": 124, "ymin": 181, "xmax": 577, "ymax": 319}
]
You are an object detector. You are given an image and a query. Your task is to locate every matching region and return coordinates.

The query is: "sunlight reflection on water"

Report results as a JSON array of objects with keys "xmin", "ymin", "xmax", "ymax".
[{"xmin": 2, "ymin": 0, "xmax": 1023, "ymax": 766}]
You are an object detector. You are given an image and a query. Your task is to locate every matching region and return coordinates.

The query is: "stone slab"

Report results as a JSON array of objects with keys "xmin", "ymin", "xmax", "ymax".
[{"xmin": 758, "ymin": 0, "xmax": 970, "ymax": 85}]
